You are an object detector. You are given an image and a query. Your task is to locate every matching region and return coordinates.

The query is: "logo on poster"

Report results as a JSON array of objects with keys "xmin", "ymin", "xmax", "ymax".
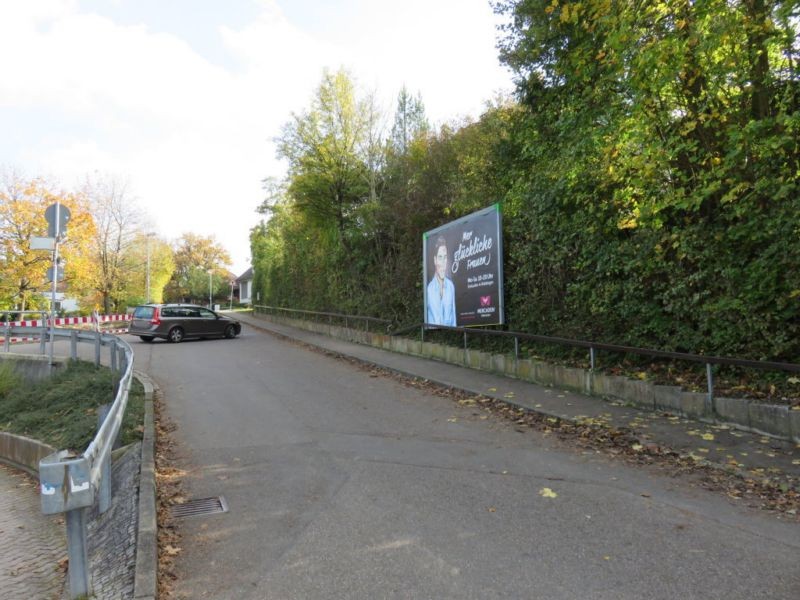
[{"xmin": 477, "ymin": 295, "xmax": 495, "ymax": 315}]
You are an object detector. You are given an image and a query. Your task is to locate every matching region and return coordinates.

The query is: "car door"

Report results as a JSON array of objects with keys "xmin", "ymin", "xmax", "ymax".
[
  {"xmin": 196, "ymin": 307, "xmax": 222, "ymax": 336},
  {"xmin": 174, "ymin": 307, "xmax": 200, "ymax": 337},
  {"xmin": 131, "ymin": 305, "xmax": 155, "ymax": 332}
]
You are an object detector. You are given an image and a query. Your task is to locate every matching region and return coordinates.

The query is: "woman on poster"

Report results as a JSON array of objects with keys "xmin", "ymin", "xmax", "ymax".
[{"xmin": 426, "ymin": 235, "xmax": 456, "ymax": 326}]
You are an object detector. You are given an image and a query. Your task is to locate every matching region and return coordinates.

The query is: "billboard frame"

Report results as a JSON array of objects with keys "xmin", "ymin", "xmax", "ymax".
[{"xmin": 422, "ymin": 203, "xmax": 504, "ymax": 328}]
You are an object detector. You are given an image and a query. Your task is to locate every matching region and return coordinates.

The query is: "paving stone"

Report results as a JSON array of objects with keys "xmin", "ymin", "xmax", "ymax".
[{"xmin": 0, "ymin": 463, "xmax": 65, "ymax": 600}]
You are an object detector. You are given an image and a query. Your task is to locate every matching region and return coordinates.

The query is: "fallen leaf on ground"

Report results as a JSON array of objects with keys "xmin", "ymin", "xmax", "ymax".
[
  {"xmin": 539, "ymin": 487, "xmax": 558, "ymax": 498},
  {"xmin": 701, "ymin": 433, "xmax": 715, "ymax": 441}
]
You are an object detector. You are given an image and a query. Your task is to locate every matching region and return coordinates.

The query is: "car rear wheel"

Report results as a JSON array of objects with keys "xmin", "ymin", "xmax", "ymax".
[
  {"xmin": 139, "ymin": 336, "xmax": 155, "ymax": 343},
  {"xmin": 224, "ymin": 324, "xmax": 237, "ymax": 339},
  {"xmin": 168, "ymin": 327, "xmax": 185, "ymax": 343}
]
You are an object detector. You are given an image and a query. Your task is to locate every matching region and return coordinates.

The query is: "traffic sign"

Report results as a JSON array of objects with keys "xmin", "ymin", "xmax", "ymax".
[
  {"xmin": 47, "ymin": 266, "xmax": 65, "ymax": 283},
  {"xmin": 31, "ymin": 236, "xmax": 56, "ymax": 250},
  {"xmin": 45, "ymin": 203, "xmax": 71, "ymax": 238}
]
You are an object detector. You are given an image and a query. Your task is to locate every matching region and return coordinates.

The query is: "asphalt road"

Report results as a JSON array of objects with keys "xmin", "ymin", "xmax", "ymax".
[{"xmin": 133, "ymin": 323, "xmax": 800, "ymax": 600}]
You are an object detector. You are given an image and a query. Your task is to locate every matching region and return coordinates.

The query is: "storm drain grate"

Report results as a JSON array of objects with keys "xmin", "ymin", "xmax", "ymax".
[{"xmin": 170, "ymin": 496, "xmax": 228, "ymax": 519}]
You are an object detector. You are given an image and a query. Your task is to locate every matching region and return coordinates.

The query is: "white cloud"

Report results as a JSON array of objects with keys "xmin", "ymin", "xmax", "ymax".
[{"xmin": 0, "ymin": 0, "xmax": 513, "ymax": 274}]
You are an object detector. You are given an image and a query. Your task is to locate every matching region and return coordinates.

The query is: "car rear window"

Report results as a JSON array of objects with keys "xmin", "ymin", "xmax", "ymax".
[{"xmin": 133, "ymin": 306, "xmax": 155, "ymax": 319}]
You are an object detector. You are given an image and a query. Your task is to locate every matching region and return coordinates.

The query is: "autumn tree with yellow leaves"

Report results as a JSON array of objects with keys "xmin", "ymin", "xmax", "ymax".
[{"xmin": 0, "ymin": 171, "xmax": 96, "ymax": 313}]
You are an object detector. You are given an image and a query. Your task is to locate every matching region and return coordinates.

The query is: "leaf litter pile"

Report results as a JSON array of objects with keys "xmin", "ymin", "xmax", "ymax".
[{"xmin": 153, "ymin": 388, "xmax": 186, "ymax": 599}]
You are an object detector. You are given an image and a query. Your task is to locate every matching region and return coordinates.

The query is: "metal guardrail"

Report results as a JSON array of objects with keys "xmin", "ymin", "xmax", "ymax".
[
  {"xmin": 0, "ymin": 309, "xmax": 49, "ymax": 321},
  {"xmin": 254, "ymin": 304, "xmax": 392, "ymax": 332},
  {"xmin": 253, "ymin": 305, "xmax": 800, "ymax": 404},
  {"xmin": 1, "ymin": 322, "xmax": 134, "ymax": 599}
]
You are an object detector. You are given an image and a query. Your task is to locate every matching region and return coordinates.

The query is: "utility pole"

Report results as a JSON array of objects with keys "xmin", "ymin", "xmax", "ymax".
[
  {"xmin": 208, "ymin": 269, "xmax": 213, "ymax": 309},
  {"xmin": 145, "ymin": 233, "xmax": 154, "ymax": 304}
]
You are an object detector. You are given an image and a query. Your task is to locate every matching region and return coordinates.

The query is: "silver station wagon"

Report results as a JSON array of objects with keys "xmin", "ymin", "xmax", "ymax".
[{"xmin": 130, "ymin": 304, "xmax": 241, "ymax": 343}]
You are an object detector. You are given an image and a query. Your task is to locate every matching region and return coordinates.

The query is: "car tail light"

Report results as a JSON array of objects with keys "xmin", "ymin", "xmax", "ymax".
[{"xmin": 150, "ymin": 307, "xmax": 161, "ymax": 326}]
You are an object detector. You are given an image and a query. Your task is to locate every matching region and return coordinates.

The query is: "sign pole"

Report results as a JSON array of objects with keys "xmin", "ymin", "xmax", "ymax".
[{"xmin": 49, "ymin": 202, "xmax": 60, "ymax": 367}]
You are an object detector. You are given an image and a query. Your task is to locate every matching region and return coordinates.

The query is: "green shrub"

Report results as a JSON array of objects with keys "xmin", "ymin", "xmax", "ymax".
[
  {"xmin": 0, "ymin": 361, "xmax": 21, "ymax": 398},
  {"xmin": 0, "ymin": 360, "xmax": 144, "ymax": 452}
]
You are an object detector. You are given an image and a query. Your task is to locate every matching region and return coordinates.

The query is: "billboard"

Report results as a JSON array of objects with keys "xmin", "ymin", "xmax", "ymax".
[{"xmin": 423, "ymin": 204, "xmax": 504, "ymax": 327}]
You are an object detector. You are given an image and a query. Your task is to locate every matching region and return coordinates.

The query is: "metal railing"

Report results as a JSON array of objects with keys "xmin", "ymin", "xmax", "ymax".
[
  {"xmin": 0, "ymin": 309, "xmax": 49, "ymax": 321},
  {"xmin": 253, "ymin": 305, "xmax": 800, "ymax": 402},
  {"xmin": 254, "ymin": 304, "xmax": 392, "ymax": 332},
  {"xmin": 1, "ymin": 321, "xmax": 134, "ymax": 599}
]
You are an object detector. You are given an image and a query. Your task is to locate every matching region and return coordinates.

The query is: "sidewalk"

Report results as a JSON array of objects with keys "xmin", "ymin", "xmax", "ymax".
[
  {"xmin": 236, "ymin": 312, "xmax": 800, "ymax": 488},
  {"xmin": 0, "ymin": 463, "xmax": 65, "ymax": 600}
]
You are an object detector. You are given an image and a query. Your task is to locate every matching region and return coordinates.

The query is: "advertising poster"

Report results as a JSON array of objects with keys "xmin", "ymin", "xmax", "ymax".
[{"xmin": 422, "ymin": 204, "xmax": 504, "ymax": 327}]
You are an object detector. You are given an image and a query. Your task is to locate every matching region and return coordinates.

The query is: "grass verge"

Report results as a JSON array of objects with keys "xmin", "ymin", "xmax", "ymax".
[{"xmin": 0, "ymin": 359, "xmax": 145, "ymax": 453}]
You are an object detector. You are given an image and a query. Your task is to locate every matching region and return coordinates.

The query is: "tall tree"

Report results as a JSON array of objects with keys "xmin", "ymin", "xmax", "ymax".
[
  {"xmin": 83, "ymin": 175, "xmax": 148, "ymax": 313},
  {"xmin": 493, "ymin": 0, "xmax": 800, "ymax": 358},
  {"xmin": 276, "ymin": 68, "xmax": 379, "ymax": 248},
  {"xmin": 0, "ymin": 171, "xmax": 95, "ymax": 312},
  {"xmin": 164, "ymin": 233, "xmax": 231, "ymax": 303},
  {"xmin": 389, "ymin": 86, "xmax": 429, "ymax": 156},
  {"xmin": 120, "ymin": 233, "xmax": 175, "ymax": 306}
]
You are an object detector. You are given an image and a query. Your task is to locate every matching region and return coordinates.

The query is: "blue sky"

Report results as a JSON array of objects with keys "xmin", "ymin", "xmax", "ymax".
[{"xmin": 0, "ymin": 0, "xmax": 513, "ymax": 274}]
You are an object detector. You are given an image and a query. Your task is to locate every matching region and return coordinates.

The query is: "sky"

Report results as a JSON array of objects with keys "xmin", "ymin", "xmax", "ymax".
[{"xmin": 0, "ymin": 0, "xmax": 514, "ymax": 275}]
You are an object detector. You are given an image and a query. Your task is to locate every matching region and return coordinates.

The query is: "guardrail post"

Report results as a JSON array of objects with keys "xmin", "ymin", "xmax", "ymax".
[
  {"xmin": 421, "ymin": 325, "xmax": 425, "ymax": 343},
  {"xmin": 40, "ymin": 452, "xmax": 94, "ymax": 599},
  {"xmin": 65, "ymin": 508, "xmax": 92, "ymax": 598},
  {"xmin": 119, "ymin": 347, "xmax": 128, "ymax": 376},
  {"xmin": 39, "ymin": 325, "xmax": 47, "ymax": 355},
  {"xmin": 706, "ymin": 363, "xmax": 715, "ymax": 415},
  {"xmin": 3, "ymin": 322, "xmax": 9, "ymax": 352},
  {"xmin": 514, "ymin": 336, "xmax": 519, "ymax": 362},
  {"xmin": 97, "ymin": 405, "xmax": 112, "ymax": 514},
  {"xmin": 94, "ymin": 332, "xmax": 101, "ymax": 366},
  {"xmin": 590, "ymin": 347, "xmax": 596, "ymax": 371},
  {"xmin": 70, "ymin": 329, "xmax": 78, "ymax": 359},
  {"xmin": 110, "ymin": 342, "xmax": 118, "ymax": 372}
]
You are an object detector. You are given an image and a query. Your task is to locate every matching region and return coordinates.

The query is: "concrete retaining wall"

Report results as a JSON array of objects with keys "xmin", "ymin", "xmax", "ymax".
[
  {"xmin": 257, "ymin": 312, "xmax": 800, "ymax": 443},
  {"xmin": 0, "ymin": 354, "xmax": 68, "ymax": 383},
  {"xmin": 0, "ymin": 432, "xmax": 55, "ymax": 474}
]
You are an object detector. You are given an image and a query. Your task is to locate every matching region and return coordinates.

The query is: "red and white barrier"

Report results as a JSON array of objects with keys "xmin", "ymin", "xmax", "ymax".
[{"xmin": 2, "ymin": 314, "xmax": 131, "ymax": 343}]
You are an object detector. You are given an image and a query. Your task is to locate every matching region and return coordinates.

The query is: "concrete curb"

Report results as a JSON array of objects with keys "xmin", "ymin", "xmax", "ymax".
[
  {"xmin": 133, "ymin": 370, "xmax": 157, "ymax": 600},
  {"xmin": 0, "ymin": 432, "xmax": 55, "ymax": 476}
]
